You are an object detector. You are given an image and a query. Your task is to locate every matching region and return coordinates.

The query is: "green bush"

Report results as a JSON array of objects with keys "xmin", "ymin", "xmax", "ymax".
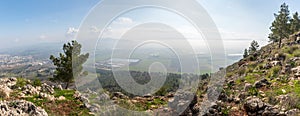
[
  {"xmin": 33, "ymin": 78, "xmax": 42, "ymax": 87},
  {"xmin": 155, "ymin": 87, "xmax": 168, "ymax": 96},
  {"xmin": 293, "ymin": 49, "xmax": 300, "ymax": 57},
  {"xmin": 15, "ymin": 77, "xmax": 28, "ymax": 88},
  {"xmin": 248, "ymin": 87, "xmax": 258, "ymax": 96},
  {"xmin": 282, "ymin": 46, "xmax": 293, "ymax": 54}
]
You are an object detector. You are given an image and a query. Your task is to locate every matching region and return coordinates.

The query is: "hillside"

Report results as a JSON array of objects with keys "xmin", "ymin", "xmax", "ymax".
[
  {"xmin": 214, "ymin": 32, "xmax": 300, "ymax": 115},
  {"xmin": 0, "ymin": 77, "xmax": 92, "ymax": 116},
  {"xmin": 74, "ymin": 32, "xmax": 300, "ymax": 116},
  {"xmin": 2, "ymin": 35, "xmax": 300, "ymax": 116}
]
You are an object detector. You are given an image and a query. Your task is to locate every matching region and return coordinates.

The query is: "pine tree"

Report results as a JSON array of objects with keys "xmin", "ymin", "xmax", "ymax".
[
  {"xmin": 243, "ymin": 49, "xmax": 248, "ymax": 58},
  {"xmin": 248, "ymin": 40, "xmax": 259, "ymax": 54},
  {"xmin": 269, "ymin": 3, "xmax": 291, "ymax": 48},
  {"xmin": 290, "ymin": 12, "xmax": 300, "ymax": 33},
  {"xmin": 50, "ymin": 40, "xmax": 89, "ymax": 89}
]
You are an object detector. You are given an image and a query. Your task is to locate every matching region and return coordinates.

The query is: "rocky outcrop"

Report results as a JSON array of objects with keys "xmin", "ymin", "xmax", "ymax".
[
  {"xmin": 244, "ymin": 97, "xmax": 278, "ymax": 116},
  {"xmin": 0, "ymin": 100, "xmax": 48, "ymax": 116},
  {"xmin": 254, "ymin": 78, "xmax": 270, "ymax": 88},
  {"xmin": 0, "ymin": 77, "xmax": 17, "ymax": 98}
]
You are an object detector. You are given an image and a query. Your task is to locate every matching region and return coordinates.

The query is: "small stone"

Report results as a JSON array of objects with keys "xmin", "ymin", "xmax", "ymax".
[{"xmin": 57, "ymin": 96, "xmax": 66, "ymax": 101}]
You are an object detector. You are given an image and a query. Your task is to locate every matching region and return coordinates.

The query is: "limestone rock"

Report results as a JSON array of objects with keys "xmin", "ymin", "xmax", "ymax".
[{"xmin": 0, "ymin": 100, "xmax": 48, "ymax": 116}]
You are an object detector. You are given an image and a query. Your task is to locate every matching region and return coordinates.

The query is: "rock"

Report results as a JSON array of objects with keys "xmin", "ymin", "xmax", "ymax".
[
  {"xmin": 131, "ymin": 100, "xmax": 138, "ymax": 103},
  {"xmin": 291, "ymin": 66, "xmax": 300, "ymax": 78},
  {"xmin": 262, "ymin": 106, "xmax": 280, "ymax": 116},
  {"xmin": 41, "ymin": 83, "xmax": 54, "ymax": 94},
  {"xmin": 39, "ymin": 93, "xmax": 55, "ymax": 101},
  {"xmin": 96, "ymin": 93, "xmax": 110, "ymax": 101},
  {"xmin": 264, "ymin": 61, "xmax": 281, "ymax": 69},
  {"xmin": 276, "ymin": 95, "xmax": 290, "ymax": 105},
  {"xmin": 143, "ymin": 93, "xmax": 152, "ymax": 98},
  {"xmin": 0, "ymin": 100, "xmax": 48, "ymax": 116},
  {"xmin": 73, "ymin": 91, "xmax": 81, "ymax": 99},
  {"xmin": 112, "ymin": 92, "xmax": 127, "ymax": 99},
  {"xmin": 56, "ymin": 85, "xmax": 63, "ymax": 90},
  {"xmin": 57, "ymin": 96, "xmax": 66, "ymax": 101},
  {"xmin": 0, "ymin": 85, "xmax": 12, "ymax": 99},
  {"xmin": 167, "ymin": 93, "xmax": 175, "ymax": 98},
  {"xmin": 238, "ymin": 92, "xmax": 247, "ymax": 100},
  {"xmin": 244, "ymin": 97, "xmax": 266, "ymax": 114},
  {"xmin": 0, "ymin": 77, "xmax": 17, "ymax": 88},
  {"xmin": 202, "ymin": 102, "xmax": 222, "ymax": 116},
  {"xmin": 80, "ymin": 95, "xmax": 90, "ymax": 103},
  {"xmin": 85, "ymin": 103, "xmax": 100, "ymax": 113},
  {"xmin": 23, "ymin": 84, "xmax": 39, "ymax": 95},
  {"xmin": 285, "ymin": 109, "xmax": 299, "ymax": 116},
  {"xmin": 244, "ymin": 83, "xmax": 253, "ymax": 91},
  {"xmin": 231, "ymin": 107, "xmax": 239, "ymax": 111},
  {"xmin": 254, "ymin": 78, "xmax": 270, "ymax": 88},
  {"xmin": 258, "ymin": 91, "xmax": 266, "ymax": 97},
  {"xmin": 234, "ymin": 97, "xmax": 241, "ymax": 104}
]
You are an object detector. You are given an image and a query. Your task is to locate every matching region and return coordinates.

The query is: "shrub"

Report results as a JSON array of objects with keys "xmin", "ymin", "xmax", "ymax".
[
  {"xmin": 33, "ymin": 78, "xmax": 42, "ymax": 87},
  {"xmin": 249, "ymin": 55, "xmax": 256, "ymax": 61},
  {"xmin": 293, "ymin": 49, "xmax": 300, "ymax": 57},
  {"xmin": 15, "ymin": 77, "xmax": 28, "ymax": 88},
  {"xmin": 155, "ymin": 87, "xmax": 167, "ymax": 96},
  {"xmin": 248, "ymin": 87, "xmax": 258, "ymax": 96}
]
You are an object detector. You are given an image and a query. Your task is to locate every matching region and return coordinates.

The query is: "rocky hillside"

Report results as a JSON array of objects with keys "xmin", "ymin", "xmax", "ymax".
[
  {"xmin": 212, "ymin": 32, "xmax": 300, "ymax": 115},
  {"xmin": 0, "ymin": 77, "xmax": 92, "ymax": 116},
  {"xmin": 2, "ymin": 33, "xmax": 300, "ymax": 116},
  {"xmin": 69, "ymin": 32, "xmax": 300, "ymax": 116}
]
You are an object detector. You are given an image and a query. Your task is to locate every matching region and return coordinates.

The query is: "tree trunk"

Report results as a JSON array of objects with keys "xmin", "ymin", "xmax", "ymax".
[
  {"xmin": 65, "ymin": 82, "xmax": 69, "ymax": 89},
  {"xmin": 279, "ymin": 38, "xmax": 282, "ymax": 48}
]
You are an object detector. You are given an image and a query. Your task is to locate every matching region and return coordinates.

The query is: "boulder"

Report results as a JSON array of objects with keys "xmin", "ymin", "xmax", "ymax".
[
  {"xmin": 244, "ymin": 83, "xmax": 253, "ymax": 91},
  {"xmin": 285, "ymin": 109, "xmax": 299, "ymax": 116},
  {"xmin": 0, "ymin": 100, "xmax": 48, "ymax": 116},
  {"xmin": 39, "ymin": 93, "xmax": 55, "ymax": 101},
  {"xmin": 57, "ymin": 96, "xmax": 66, "ymax": 101},
  {"xmin": 291, "ymin": 66, "xmax": 300, "ymax": 78},
  {"xmin": 73, "ymin": 91, "xmax": 81, "ymax": 99},
  {"xmin": 244, "ymin": 97, "xmax": 266, "ymax": 114},
  {"xmin": 23, "ymin": 84, "xmax": 39, "ymax": 95},
  {"xmin": 41, "ymin": 83, "xmax": 54, "ymax": 94},
  {"xmin": 112, "ymin": 92, "xmax": 127, "ymax": 99},
  {"xmin": 0, "ymin": 85, "xmax": 12, "ymax": 99},
  {"xmin": 254, "ymin": 78, "xmax": 270, "ymax": 88}
]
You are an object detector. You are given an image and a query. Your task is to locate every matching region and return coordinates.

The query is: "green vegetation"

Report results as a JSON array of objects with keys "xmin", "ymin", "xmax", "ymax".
[
  {"xmin": 249, "ymin": 40, "xmax": 260, "ymax": 55},
  {"xmin": 269, "ymin": 3, "xmax": 300, "ymax": 48},
  {"xmin": 243, "ymin": 49, "xmax": 248, "ymax": 58},
  {"xmin": 23, "ymin": 89, "xmax": 91, "ymax": 116},
  {"xmin": 50, "ymin": 40, "xmax": 89, "ymax": 89},
  {"xmin": 33, "ymin": 78, "xmax": 42, "ymax": 87},
  {"xmin": 15, "ymin": 77, "xmax": 29, "ymax": 88}
]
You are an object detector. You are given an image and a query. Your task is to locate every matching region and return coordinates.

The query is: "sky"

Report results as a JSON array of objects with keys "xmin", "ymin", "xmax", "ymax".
[{"xmin": 0, "ymin": 0, "xmax": 300, "ymax": 55}]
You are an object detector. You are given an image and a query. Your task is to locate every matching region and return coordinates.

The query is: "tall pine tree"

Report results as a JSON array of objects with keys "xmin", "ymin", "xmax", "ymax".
[
  {"xmin": 50, "ymin": 40, "xmax": 89, "ymax": 89},
  {"xmin": 290, "ymin": 12, "xmax": 300, "ymax": 33},
  {"xmin": 269, "ymin": 3, "xmax": 291, "ymax": 48}
]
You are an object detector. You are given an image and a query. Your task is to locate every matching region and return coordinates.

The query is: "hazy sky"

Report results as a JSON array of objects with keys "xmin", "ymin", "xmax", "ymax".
[{"xmin": 1, "ymin": 0, "xmax": 300, "ymax": 54}]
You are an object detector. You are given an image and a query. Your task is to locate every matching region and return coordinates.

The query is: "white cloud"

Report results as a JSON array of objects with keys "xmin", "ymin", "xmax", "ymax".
[
  {"xmin": 39, "ymin": 35, "xmax": 47, "ymax": 40},
  {"xmin": 90, "ymin": 26, "xmax": 100, "ymax": 33},
  {"xmin": 114, "ymin": 17, "xmax": 133, "ymax": 25},
  {"xmin": 67, "ymin": 27, "xmax": 79, "ymax": 35},
  {"xmin": 66, "ymin": 27, "xmax": 79, "ymax": 39}
]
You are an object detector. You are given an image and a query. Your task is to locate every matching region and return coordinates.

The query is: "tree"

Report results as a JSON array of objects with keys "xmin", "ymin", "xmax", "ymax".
[
  {"xmin": 243, "ymin": 48, "xmax": 248, "ymax": 58},
  {"xmin": 290, "ymin": 12, "xmax": 300, "ymax": 33},
  {"xmin": 248, "ymin": 40, "xmax": 259, "ymax": 54},
  {"xmin": 50, "ymin": 40, "xmax": 89, "ymax": 89},
  {"xmin": 269, "ymin": 3, "xmax": 291, "ymax": 48}
]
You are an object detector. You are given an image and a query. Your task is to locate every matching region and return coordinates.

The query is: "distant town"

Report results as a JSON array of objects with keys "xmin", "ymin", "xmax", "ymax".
[{"xmin": 0, "ymin": 54, "xmax": 54, "ymax": 79}]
